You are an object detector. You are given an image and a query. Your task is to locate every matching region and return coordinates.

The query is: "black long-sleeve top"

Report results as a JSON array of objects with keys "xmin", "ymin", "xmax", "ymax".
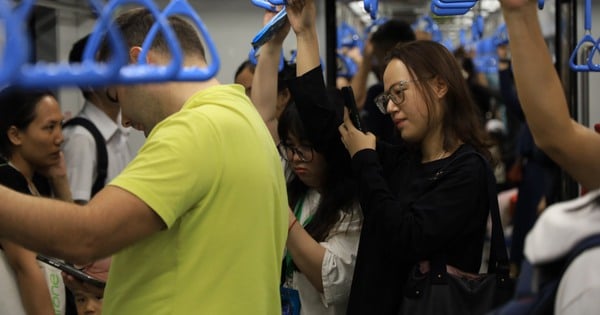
[{"xmin": 288, "ymin": 66, "xmax": 491, "ymax": 315}]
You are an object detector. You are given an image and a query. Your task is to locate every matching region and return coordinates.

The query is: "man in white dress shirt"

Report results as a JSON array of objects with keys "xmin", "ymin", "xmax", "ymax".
[{"xmin": 62, "ymin": 34, "xmax": 133, "ymax": 204}]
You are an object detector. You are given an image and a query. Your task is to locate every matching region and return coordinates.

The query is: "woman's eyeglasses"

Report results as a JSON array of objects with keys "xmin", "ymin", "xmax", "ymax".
[
  {"xmin": 374, "ymin": 80, "xmax": 418, "ymax": 114},
  {"xmin": 277, "ymin": 143, "xmax": 314, "ymax": 162}
]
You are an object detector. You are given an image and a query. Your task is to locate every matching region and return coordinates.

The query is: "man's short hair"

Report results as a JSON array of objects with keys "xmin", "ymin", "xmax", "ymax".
[{"xmin": 99, "ymin": 8, "xmax": 206, "ymax": 62}]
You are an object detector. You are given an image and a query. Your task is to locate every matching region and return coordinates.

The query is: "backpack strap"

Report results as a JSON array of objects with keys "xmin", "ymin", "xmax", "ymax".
[
  {"xmin": 519, "ymin": 233, "xmax": 600, "ymax": 315},
  {"xmin": 63, "ymin": 117, "xmax": 108, "ymax": 197},
  {"xmin": 564, "ymin": 234, "xmax": 600, "ymax": 267}
]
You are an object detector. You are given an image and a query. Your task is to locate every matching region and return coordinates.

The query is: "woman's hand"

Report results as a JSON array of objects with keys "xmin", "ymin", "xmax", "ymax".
[
  {"xmin": 40, "ymin": 152, "xmax": 73, "ymax": 201},
  {"xmin": 338, "ymin": 108, "xmax": 376, "ymax": 157},
  {"xmin": 39, "ymin": 151, "xmax": 68, "ymax": 179},
  {"xmin": 263, "ymin": 6, "xmax": 290, "ymax": 47},
  {"xmin": 63, "ymin": 257, "xmax": 110, "ymax": 299},
  {"xmin": 286, "ymin": 0, "xmax": 317, "ymax": 37}
]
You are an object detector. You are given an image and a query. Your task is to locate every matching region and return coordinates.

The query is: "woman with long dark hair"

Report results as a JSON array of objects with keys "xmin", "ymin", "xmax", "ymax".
[
  {"xmin": 0, "ymin": 88, "xmax": 71, "ymax": 315},
  {"xmin": 251, "ymin": 5, "xmax": 362, "ymax": 314},
  {"xmin": 339, "ymin": 39, "xmax": 496, "ymax": 314}
]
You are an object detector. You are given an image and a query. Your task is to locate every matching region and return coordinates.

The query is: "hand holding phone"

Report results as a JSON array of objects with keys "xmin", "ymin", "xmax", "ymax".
[
  {"xmin": 251, "ymin": 8, "xmax": 288, "ymax": 50},
  {"xmin": 341, "ymin": 86, "xmax": 363, "ymax": 131},
  {"xmin": 37, "ymin": 254, "xmax": 106, "ymax": 289}
]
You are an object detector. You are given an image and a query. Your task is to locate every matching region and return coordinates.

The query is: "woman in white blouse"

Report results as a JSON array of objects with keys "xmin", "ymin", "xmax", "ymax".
[{"xmin": 249, "ymin": 3, "xmax": 362, "ymax": 314}]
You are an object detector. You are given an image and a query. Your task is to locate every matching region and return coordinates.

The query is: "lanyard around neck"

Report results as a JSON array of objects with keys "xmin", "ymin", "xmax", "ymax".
[
  {"xmin": 293, "ymin": 194, "xmax": 313, "ymax": 227},
  {"xmin": 285, "ymin": 193, "xmax": 314, "ymax": 278}
]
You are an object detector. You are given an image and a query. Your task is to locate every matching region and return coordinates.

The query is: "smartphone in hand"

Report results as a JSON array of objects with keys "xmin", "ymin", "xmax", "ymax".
[
  {"xmin": 341, "ymin": 86, "xmax": 363, "ymax": 131},
  {"xmin": 36, "ymin": 254, "xmax": 106, "ymax": 288},
  {"xmin": 251, "ymin": 8, "xmax": 288, "ymax": 50}
]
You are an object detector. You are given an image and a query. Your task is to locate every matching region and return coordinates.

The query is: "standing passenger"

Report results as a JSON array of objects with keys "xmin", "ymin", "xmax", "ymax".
[
  {"xmin": 0, "ymin": 88, "xmax": 70, "ymax": 315},
  {"xmin": 0, "ymin": 8, "xmax": 287, "ymax": 315},
  {"xmin": 339, "ymin": 40, "xmax": 496, "ymax": 314},
  {"xmin": 251, "ymin": 3, "xmax": 362, "ymax": 314},
  {"xmin": 500, "ymin": 0, "xmax": 600, "ymax": 313}
]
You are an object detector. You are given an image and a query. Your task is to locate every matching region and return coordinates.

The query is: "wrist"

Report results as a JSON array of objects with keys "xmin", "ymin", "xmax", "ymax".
[
  {"xmin": 288, "ymin": 217, "xmax": 298, "ymax": 233},
  {"xmin": 261, "ymin": 42, "xmax": 283, "ymax": 55},
  {"xmin": 295, "ymin": 29, "xmax": 317, "ymax": 41}
]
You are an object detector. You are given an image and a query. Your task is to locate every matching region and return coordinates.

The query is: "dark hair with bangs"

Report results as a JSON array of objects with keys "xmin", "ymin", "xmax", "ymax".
[
  {"xmin": 277, "ymin": 101, "xmax": 359, "ymax": 242},
  {"xmin": 385, "ymin": 40, "xmax": 493, "ymax": 162},
  {"xmin": 0, "ymin": 88, "xmax": 56, "ymax": 159}
]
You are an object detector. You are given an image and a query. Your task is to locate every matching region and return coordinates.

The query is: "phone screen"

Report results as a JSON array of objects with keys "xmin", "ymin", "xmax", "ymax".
[
  {"xmin": 341, "ymin": 86, "xmax": 363, "ymax": 131},
  {"xmin": 36, "ymin": 254, "xmax": 106, "ymax": 288}
]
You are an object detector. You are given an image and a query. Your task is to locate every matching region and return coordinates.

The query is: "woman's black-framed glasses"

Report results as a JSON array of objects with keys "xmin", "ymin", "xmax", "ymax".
[
  {"xmin": 277, "ymin": 143, "xmax": 314, "ymax": 162},
  {"xmin": 374, "ymin": 80, "xmax": 417, "ymax": 114}
]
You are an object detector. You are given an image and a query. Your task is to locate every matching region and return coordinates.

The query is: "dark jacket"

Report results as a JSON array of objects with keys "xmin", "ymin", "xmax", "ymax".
[{"xmin": 287, "ymin": 66, "xmax": 491, "ymax": 315}]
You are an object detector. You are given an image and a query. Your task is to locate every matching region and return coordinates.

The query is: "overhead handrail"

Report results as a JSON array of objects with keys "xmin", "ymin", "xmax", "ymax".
[
  {"xmin": 16, "ymin": 0, "xmax": 129, "ymax": 88},
  {"xmin": 459, "ymin": 28, "xmax": 468, "ymax": 47},
  {"xmin": 141, "ymin": 0, "xmax": 220, "ymax": 81},
  {"xmin": 434, "ymin": 0, "xmax": 477, "ymax": 8},
  {"xmin": 474, "ymin": 37, "xmax": 498, "ymax": 74},
  {"xmin": 585, "ymin": 0, "xmax": 600, "ymax": 71},
  {"xmin": 471, "ymin": 14, "xmax": 484, "ymax": 42},
  {"xmin": 429, "ymin": 0, "xmax": 543, "ymax": 16},
  {"xmin": 571, "ymin": 0, "xmax": 594, "ymax": 71},
  {"xmin": 363, "ymin": 0, "xmax": 378, "ymax": 20},
  {"xmin": 364, "ymin": 17, "xmax": 387, "ymax": 39},
  {"xmin": 336, "ymin": 53, "xmax": 357, "ymax": 79},
  {"xmin": 0, "ymin": 0, "xmax": 26, "ymax": 88},
  {"xmin": 248, "ymin": 46, "xmax": 285, "ymax": 72},
  {"xmin": 93, "ymin": 0, "xmax": 184, "ymax": 84},
  {"xmin": 251, "ymin": 0, "xmax": 278, "ymax": 12},
  {"xmin": 492, "ymin": 23, "xmax": 508, "ymax": 46},
  {"xmin": 337, "ymin": 22, "xmax": 362, "ymax": 51},
  {"xmin": 430, "ymin": 0, "xmax": 475, "ymax": 16}
]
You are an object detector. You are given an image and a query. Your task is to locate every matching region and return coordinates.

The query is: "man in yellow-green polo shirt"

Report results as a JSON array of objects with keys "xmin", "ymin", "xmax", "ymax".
[{"xmin": 0, "ymin": 8, "xmax": 287, "ymax": 315}]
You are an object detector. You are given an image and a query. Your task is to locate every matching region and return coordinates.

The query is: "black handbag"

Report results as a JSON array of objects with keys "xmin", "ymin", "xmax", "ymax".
[{"xmin": 399, "ymin": 153, "xmax": 515, "ymax": 315}]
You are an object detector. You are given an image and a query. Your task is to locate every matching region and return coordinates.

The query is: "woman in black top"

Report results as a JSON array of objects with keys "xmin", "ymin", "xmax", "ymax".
[
  {"xmin": 0, "ymin": 88, "xmax": 72, "ymax": 315},
  {"xmin": 286, "ymin": 34, "xmax": 494, "ymax": 315},
  {"xmin": 337, "ymin": 40, "xmax": 495, "ymax": 314},
  {"xmin": 284, "ymin": 1, "xmax": 494, "ymax": 313}
]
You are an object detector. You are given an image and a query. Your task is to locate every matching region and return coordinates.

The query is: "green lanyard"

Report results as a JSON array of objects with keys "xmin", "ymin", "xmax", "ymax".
[{"xmin": 284, "ymin": 194, "xmax": 314, "ymax": 278}]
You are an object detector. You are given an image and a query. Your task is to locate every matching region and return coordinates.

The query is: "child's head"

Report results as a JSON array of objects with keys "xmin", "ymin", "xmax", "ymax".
[{"xmin": 74, "ymin": 290, "xmax": 103, "ymax": 315}]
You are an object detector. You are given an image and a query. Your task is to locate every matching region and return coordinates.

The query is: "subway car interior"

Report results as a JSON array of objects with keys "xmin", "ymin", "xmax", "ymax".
[
  {"xmin": 2, "ymin": 0, "xmax": 600, "ymax": 313},
  {"xmin": 16, "ymin": 0, "xmax": 595, "ymax": 203}
]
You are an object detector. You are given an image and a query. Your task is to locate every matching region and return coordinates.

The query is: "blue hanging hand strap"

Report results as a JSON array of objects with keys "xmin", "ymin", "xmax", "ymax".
[
  {"xmin": 363, "ymin": 0, "xmax": 378, "ymax": 20},
  {"xmin": 141, "ymin": 0, "xmax": 220, "ymax": 81},
  {"xmin": 248, "ymin": 47, "xmax": 285, "ymax": 73},
  {"xmin": 571, "ymin": 0, "xmax": 594, "ymax": 71},
  {"xmin": 16, "ymin": 0, "xmax": 128, "ymax": 88},
  {"xmin": 89, "ymin": 0, "xmax": 183, "ymax": 85},
  {"xmin": 251, "ymin": 0, "xmax": 279, "ymax": 12},
  {"xmin": 0, "ymin": 0, "xmax": 25, "ymax": 88}
]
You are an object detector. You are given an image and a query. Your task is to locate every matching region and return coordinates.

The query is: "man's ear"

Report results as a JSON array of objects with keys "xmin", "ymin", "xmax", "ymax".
[
  {"xmin": 433, "ymin": 76, "xmax": 448, "ymax": 99},
  {"xmin": 129, "ymin": 46, "xmax": 146, "ymax": 64},
  {"xmin": 130, "ymin": 47, "xmax": 169, "ymax": 65},
  {"xmin": 7, "ymin": 126, "xmax": 22, "ymax": 147}
]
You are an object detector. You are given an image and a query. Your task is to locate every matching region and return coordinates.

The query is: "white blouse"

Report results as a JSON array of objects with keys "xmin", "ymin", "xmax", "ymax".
[{"xmin": 286, "ymin": 189, "xmax": 363, "ymax": 315}]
